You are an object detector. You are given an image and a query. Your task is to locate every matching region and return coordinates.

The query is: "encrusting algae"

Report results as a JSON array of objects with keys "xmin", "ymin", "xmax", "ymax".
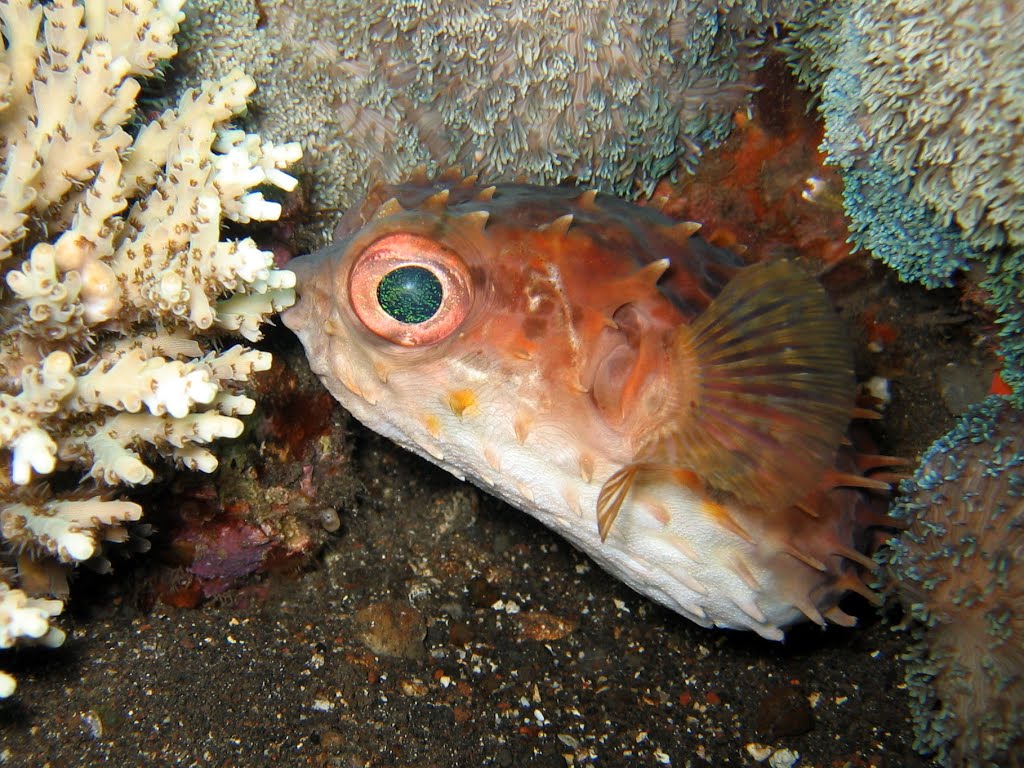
[{"xmin": 284, "ymin": 173, "xmax": 899, "ymax": 640}]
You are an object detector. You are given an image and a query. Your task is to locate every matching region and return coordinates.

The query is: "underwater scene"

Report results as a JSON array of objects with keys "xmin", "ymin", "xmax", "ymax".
[{"xmin": 0, "ymin": 1, "xmax": 1020, "ymax": 766}]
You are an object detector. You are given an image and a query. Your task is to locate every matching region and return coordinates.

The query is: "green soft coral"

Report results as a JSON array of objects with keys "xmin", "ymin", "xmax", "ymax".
[
  {"xmin": 786, "ymin": 0, "xmax": 1024, "ymax": 402},
  {"xmin": 880, "ymin": 396, "xmax": 1024, "ymax": 767},
  {"xmin": 173, "ymin": 0, "xmax": 807, "ymax": 226}
]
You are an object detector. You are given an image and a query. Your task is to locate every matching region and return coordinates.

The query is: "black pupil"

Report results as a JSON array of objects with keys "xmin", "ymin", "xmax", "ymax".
[{"xmin": 376, "ymin": 266, "xmax": 443, "ymax": 324}]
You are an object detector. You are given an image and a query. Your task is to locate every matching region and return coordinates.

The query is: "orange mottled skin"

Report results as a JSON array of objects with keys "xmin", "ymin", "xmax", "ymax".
[{"xmin": 284, "ymin": 175, "xmax": 893, "ymax": 639}]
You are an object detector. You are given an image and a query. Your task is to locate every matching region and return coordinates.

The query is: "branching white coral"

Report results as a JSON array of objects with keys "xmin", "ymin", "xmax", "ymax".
[
  {"xmin": 0, "ymin": 583, "xmax": 64, "ymax": 696},
  {"xmin": 0, "ymin": 0, "xmax": 301, "ymax": 694}
]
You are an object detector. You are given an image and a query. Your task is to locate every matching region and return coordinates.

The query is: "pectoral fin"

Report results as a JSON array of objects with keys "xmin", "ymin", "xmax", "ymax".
[
  {"xmin": 662, "ymin": 259, "xmax": 854, "ymax": 512},
  {"xmin": 597, "ymin": 463, "xmax": 704, "ymax": 541}
]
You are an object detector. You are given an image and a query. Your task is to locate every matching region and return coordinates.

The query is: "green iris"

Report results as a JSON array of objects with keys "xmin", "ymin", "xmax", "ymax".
[{"xmin": 376, "ymin": 266, "xmax": 443, "ymax": 324}]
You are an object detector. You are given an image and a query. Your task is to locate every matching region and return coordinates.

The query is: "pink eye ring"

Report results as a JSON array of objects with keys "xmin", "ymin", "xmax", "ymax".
[{"xmin": 348, "ymin": 233, "xmax": 473, "ymax": 347}]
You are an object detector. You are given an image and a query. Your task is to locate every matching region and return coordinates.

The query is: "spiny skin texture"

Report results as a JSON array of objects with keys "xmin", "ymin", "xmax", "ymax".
[
  {"xmin": 284, "ymin": 177, "xmax": 893, "ymax": 640},
  {"xmin": 785, "ymin": 0, "xmax": 1024, "ymax": 403},
  {"xmin": 173, "ymin": 0, "xmax": 804, "ymax": 234},
  {"xmin": 881, "ymin": 397, "xmax": 1024, "ymax": 768}
]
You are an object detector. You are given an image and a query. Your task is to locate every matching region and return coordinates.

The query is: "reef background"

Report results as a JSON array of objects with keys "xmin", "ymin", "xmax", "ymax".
[{"xmin": 0, "ymin": 57, "xmax": 991, "ymax": 766}]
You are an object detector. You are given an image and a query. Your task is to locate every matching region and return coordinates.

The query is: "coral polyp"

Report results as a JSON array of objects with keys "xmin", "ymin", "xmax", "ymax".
[
  {"xmin": 882, "ymin": 396, "xmax": 1024, "ymax": 767},
  {"xmin": 784, "ymin": 0, "xmax": 1024, "ymax": 403},
  {"xmin": 176, "ymin": 0, "xmax": 806, "ymax": 223}
]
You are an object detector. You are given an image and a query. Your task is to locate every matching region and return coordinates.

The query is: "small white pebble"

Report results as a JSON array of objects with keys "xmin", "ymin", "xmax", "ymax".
[
  {"xmin": 489, "ymin": 599, "xmax": 520, "ymax": 614},
  {"xmin": 654, "ymin": 748, "xmax": 671, "ymax": 764},
  {"xmin": 768, "ymin": 748, "xmax": 799, "ymax": 768},
  {"xmin": 311, "ymin": 698, "xmax": 334, "ymax": 712},
  {"xmin": 81, "ymin": 711, "xmax": 103, "ymax": 739}
]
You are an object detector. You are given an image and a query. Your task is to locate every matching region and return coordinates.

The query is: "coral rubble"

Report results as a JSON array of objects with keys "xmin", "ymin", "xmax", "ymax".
[
  {"xmin": 173, "ymin": 0, "xmax": 804, "ymax": 235},
  {"xmin": 0, "ymin": 0, "xmax": 300, "ymax": 695},
  {"xmin": 882, "ymin": 396, "xmax": 1024, "ymax": 767}
]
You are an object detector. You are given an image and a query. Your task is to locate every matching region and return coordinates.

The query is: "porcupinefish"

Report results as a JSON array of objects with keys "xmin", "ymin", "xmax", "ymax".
[{"xmin": 282, "ymin": 175, "xmax": 891, "ymax": 640}]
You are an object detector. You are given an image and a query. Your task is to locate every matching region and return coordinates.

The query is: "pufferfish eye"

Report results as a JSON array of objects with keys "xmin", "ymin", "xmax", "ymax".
[
  {"xmin": 348, "ymin": 233, "xmax": 473, "ymax": 347},
  {"xmin": 376, "ymin": 266, "xmax": 442, "ymax": 324}
]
